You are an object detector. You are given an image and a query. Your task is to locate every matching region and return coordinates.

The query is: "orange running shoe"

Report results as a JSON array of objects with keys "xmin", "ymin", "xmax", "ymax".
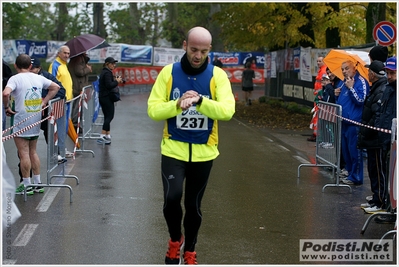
[
  {"xmin": 165, "ymin": 235, "xmax": 184, "ymax": 264},
  {"xmin": 183, "ymin": 251, "xmax": 197, "ymax": 265}
]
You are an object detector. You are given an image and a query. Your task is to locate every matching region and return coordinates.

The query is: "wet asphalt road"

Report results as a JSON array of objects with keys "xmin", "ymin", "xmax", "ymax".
[{"xmin": 2, "ymin": 89, "xmax": 396, "ymax": 265}]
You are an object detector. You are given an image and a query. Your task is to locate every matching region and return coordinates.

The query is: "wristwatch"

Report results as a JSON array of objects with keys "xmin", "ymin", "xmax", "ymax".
[{"xmin": 197, "ymin": 94, "xmax": 203, "ymax": 105}]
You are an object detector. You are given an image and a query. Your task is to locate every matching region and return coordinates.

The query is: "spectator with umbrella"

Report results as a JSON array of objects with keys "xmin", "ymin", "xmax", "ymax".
[
  {"xmin": 333, "ymin": 58, "xmax": 370, "ymax": 186},
  {"xmin": 65, "ymin": 33, "xmax": 108, "ymax": 59},
  {"xmin": 68, "ymin": 52, "xmax": 92, "ymax": 132}
]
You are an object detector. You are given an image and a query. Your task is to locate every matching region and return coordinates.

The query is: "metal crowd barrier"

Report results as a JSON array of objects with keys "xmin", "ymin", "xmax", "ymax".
[
  {"xmin": 361, "ymin": 118, "xmax": 397, "ymax": 235},
  {"xmin": 89, "ymin": 79, "xmax": 103, "ymax": 139},
  {"xmin": 74, "ymin": 85, "xmax": 95, "ymax": 157},
  {"xmin": 297, "ymin": 101, "xmax": 351, "ymax": 192},
  {"xmin": 27, "ymin": 98, "xmax": 79, "ymax": 203}
]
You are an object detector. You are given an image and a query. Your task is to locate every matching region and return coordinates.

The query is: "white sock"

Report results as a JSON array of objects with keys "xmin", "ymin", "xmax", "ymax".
[
  {"xmin": 22, "ymin": 177, "xmax": 31, "ymax": 186},
  {"xmin": 100, "ymin": 134, "xmax": 105, "ymax": 138},
  {"xmin": 106, "ymin": 135, "xmax": 111, "ymax": 139},
  {"xmin": 33, "ymin": 174, "xmax": 41, "ymax": 184}
]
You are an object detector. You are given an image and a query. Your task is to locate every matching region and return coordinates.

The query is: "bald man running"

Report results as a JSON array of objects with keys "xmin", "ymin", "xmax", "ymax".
[{"xmin": 148, "ymin": 26, "xmax": 235, "ymax": 264}]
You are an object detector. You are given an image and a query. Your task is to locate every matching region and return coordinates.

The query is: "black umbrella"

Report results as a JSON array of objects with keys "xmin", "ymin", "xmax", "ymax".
[
  {"xmin": 92, "ymin": 40, "xmax": 110, "ymax": 50},
  {"xmin": 65, "ymin": 34, "xmax": 108, "ymax": 58}
]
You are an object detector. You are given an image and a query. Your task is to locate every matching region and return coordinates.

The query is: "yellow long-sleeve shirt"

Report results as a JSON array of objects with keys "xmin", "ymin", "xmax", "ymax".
[
  {"xmin": 48, "ymin": 56, "xmax": 73, "ymax": 100},
  {"xmin": 148, "ymin": 63, "xmax": 235, "ymax": 162}
]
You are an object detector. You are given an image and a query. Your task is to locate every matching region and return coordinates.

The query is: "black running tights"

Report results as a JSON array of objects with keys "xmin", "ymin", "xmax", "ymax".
[{"xmin": 161, "ymin": 155, "xmax": 213, "ymax": 252}]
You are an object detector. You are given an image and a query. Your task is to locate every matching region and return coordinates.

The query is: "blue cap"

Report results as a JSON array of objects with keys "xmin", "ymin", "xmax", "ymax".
[{"xmin": 385, "ymin": 57, "xmax": 397, "ymax": 71}]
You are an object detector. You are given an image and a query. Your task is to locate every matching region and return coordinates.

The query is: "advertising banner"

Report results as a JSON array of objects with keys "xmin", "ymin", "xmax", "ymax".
[
  {"xmin": 284, "ymin": 48, "xmax": 294, "ymax": 71},
  {"xmin": 113, "ymin": 66, "xmax": 163, "ymax": 85},
  {"xmin": 113, "ymin": 65, "xmax": 265, "ymax": 86},
  {"xmin": 271, "ymin": 51, "xmax": 277, "ymax": 78},
  {"xmin": 300, "ymin": 47, "xmax": 312, "ymax": 82},
  {"xmin": 211, "ymin": 52, "xmax": 265, "ymax": 67},
  {"xmin": 2, "ymin": 40, "xmax": 18, "ymax": 63},
  {"xmin": 86, "ymin": 43, "xmax": 122, "ymax": 63},
  {"xmin": 240, "ymin": 52, "xmax": 265, "ymax": 68},
  {"xmin": 15, "ymin": 40, "xmax": 47, "ymax": 58},
  {"xmin": 46, "ymin": 41, "xmax": 65, "ymax": 63},
  {"xmin": 293, "ymin": 47, "xmax": 301, "ymax": 72},
  {"xmin": 153, "ymin": 47, "xmax": 185, "ymax": 66},
  {"xmin": 265, "ymin": 53, "xmax": 271, "ymax": 79},
  {"xmin": 223, "ymin": 67, "xmax": 265, "ymax": 83},
  {"xmin": 211, "ymin": 52, "xmax": 241, "ymax": 66},
  {"xmin": 120, "ymin": 44, "xmax": 152, "ymax": 64}
]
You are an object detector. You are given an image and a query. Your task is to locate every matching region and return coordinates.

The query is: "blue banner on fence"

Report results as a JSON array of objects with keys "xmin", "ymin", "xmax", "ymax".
[
  {"xmin": 15, "ymin": 40, "xmax": 47, "ymax": 58},
  {"xmin": 240, "ymin": 52, "xmax": 265, "ymax": 68},
  {"xmin": 121, "ymin": 45, "xmax": 152, "ymax": 64},
  {"xmin": 92, "ymin": 79, "xmax": 100, "ymax": 123},
  {"xmin": 211, "ymin": 52, "xmax": 265, "ymax": 67}
]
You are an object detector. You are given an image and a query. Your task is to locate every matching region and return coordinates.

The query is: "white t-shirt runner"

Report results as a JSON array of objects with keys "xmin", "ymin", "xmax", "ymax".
[{"xmin": 6, "ymin": 72, "xmax": 52, "ymax": 137}]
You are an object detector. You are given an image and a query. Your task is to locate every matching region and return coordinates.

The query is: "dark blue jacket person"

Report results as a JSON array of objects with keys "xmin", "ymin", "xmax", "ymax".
[{"xmin": 30, "ymin": 58, "xmax": 66, "ymax": 143}]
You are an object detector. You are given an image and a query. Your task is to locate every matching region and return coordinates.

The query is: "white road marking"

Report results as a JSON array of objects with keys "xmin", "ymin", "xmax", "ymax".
[
  {"xmin": 277, "ymin": 144, "xmax": 290, "ymax": 152},
  {"xmin": 35, "ymin": 161, "xmax": 75, "ymax": 212},
  {"xmin": 12, "ymin": 224, "xmax": 38, "ymax": 246},
  {"xmin": 36, "ymin": 187, "xmax": 61, "ymax": 212},
  {"xmin": 2, "ymin": 259, "xmax": 17, "ymax": 264},
  {"xmin": 293, "ymin": 155, "xmax": 310, "ymax": 164}
]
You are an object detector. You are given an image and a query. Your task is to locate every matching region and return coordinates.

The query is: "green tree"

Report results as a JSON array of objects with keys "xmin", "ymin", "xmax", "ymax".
[
  {"xmin": 92, "ymin": 3, "xmax": 107, "ymax": 38},
  {"xmin": 54, "ymin": 2, "xmax": 69, "ymax": 41},
  {"xmin": 161, "ymin": 3, "xmax": 211, "ymax": 48},
  {"xmin": 212, "ymin": 2, "xmax": 396, "ymax": 51},
  {"xmin": 2, "ymin": 2, "xmax": 93, "ymax": 41},
  {"xmin": 3, "ymin": 2, "xmax": 55, "ymax": 40},
  {"xmin": 213, "ymin": 3, "xmax": 315, "ymax": 51},
  {"xmin": 108, "ymin": 2, "xmax": 165, "ymax": 45},
  {"xmin": 325, "ymin": 3, "xmax": 341, "ymax": 48},
  {"xmin": 208, "ymin": 3, "xmax": 223, "ymax": 51}
]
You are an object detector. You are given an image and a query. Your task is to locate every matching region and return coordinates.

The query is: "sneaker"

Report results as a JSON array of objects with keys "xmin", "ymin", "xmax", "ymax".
[
  {"xmin": 97, "ymin": 136, "xmax": 111, "ymax": 145},
  {"xmin": 25, "ymin": 186, "xmax": 34, "ymax": 195},
  {"xmin": 165, "ymin": 235, "xmax": 184, "ymax": 264},
  {"xmin": 15, "ymin": 183, "xmax": 34, "ymax": 195},
  {"xmin": 15, "ymin": 183, "xmax": 25, "ymax": 195},
  {"xmin": 374, "ymin": 215, "xmax": 396, "ymax": 224},
  {"xmin": 33, "ymin": 184, "xmax": 44, "ymax": 193},
  {"xmin": 184, "ymin": 251, "xmax": 198, "ymax": 265},
  {"xmin": 58, "ymin": 155, "xmax": 67, "ymax": 164},
  {"xmin": 365, "ymin": 195, "xmax": 373, "ymax": 201},
  {"xmin": 360, "ymin": 202, "xmax": 373, "ymax": 208},
  {"xmin": 341, "ymin": 178, "xmax": 354, "ymax": 185},
  {"xmin": 363, "ymin": 205, "xmax": 385, "ymax": 214},
  {"xmin": 339, "ymin": 169, "xmax": 349, "ymax": 178},
  {"xmin": 322, "ymin": 142, "xmax": 334, "ymax": 149},
  {"xmin": 65, "ymin": 151, "xmax": 74, "ymax": 158}
]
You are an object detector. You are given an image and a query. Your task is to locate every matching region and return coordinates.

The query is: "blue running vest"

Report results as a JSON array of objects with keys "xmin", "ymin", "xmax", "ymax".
[{"xmin": 167, "ymin": 63, "xmax": 215, "ymax": 144}]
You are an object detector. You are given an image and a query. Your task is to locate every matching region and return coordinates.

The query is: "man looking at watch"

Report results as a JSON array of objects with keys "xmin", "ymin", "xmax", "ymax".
[{"xmin": 148, "ymin": 26, "xmax": 235, "ymax": 265}]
